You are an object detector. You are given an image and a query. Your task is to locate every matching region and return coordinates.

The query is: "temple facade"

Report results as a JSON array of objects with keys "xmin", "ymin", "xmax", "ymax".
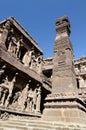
[{"xmin": 0, "ymin": 16, "xmax": 86, "ymax": 127}]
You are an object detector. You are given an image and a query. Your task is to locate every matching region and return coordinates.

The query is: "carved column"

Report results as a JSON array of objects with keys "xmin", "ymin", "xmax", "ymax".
[
  {"xmin": 42, "ymin": 16, "xmax": 86, "ymax": 125},
  {"xmin": 1, "ymin": 89, "xmax": 8, "ymax": 106},
  {"xmin": 0, "ymin": 20, "xmax": 11, "ymax": 50},
  {"xmin": 52, "ymin": 16, "xmax": 77, "ymax": 94}
]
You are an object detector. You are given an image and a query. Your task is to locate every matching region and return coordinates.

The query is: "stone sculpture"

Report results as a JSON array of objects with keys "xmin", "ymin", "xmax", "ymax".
[{"xmin": 7, "ymin": 28, "xmax": 17, "ymax": 55}]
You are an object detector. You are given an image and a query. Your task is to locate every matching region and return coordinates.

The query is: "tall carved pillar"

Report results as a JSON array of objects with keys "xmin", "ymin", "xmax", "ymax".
[
  {"xmin": 42, "ymin": 16, "xmax": 86, "ymax": 125},
  {"xmin": 52, "ymin": 16, "xmax": 77, "ymax": 94},
  {"xmin": 0, "ymin": 20, "xmax": 11, "ymax": 50}
]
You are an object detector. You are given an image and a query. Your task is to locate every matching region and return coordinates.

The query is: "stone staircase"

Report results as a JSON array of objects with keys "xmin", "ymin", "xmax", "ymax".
[{"xmin": 0, "ymin": 118, "xmax": 86, "ymax": 130}]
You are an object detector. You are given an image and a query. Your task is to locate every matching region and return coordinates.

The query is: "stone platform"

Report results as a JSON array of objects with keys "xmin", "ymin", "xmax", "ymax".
[
  {"xmin": 42, "ymin": 94, "xmax": 86, "ymax": 125},
  {"xmin": 0, "ymin": 118, "xmax": 86, "ymax": 130}
]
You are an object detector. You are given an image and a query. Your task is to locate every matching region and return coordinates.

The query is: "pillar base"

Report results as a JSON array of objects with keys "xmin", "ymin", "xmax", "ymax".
[{"xmin": 42, "ymin": 94, "xmax": 86, "ymax": 125}]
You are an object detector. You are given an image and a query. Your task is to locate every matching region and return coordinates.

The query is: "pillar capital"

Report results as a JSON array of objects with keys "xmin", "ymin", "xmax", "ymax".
[{"xmin": 55, "ymin": 16, "xmax": 71, "ymax": 36}]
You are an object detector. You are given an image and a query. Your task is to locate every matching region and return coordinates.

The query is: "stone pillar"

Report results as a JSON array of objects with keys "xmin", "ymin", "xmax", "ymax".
[
  {"xmin": 52, "ymin": 16, "xmax": 77, "ymax": 94},
  {"xmin": 0, "ymin": 20, "xmax": 11, "ymax": 50},
  {"xmin": 42, "ymin": 16, "xmax": 86, "ymax": 125},
  {"xmin": 1, "ymin": 89, "xmax": 8, "ymax": 106}
]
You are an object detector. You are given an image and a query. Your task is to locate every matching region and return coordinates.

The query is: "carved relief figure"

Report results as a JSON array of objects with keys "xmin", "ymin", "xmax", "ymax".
[
  {"xmin": 22, "ymin": 50, "xmax": 30, "ymax": 67},
  {"xmin": 26, "ymin": 93, "xmax": 30, "ymax": 111},
  {"xmin": 13, "ymin": 91, "xmax": 21, "ymax": 103},
  {"xmin": 26, "ymin": 88, "xmax": 33, "ymax": 111},
  {"xmin": 0, "ymin": 76, "xmax": 9, "ymax": 89},
  {"xmin": 32, "ymin": 88, "xmax": 38, "ymax": 111},
  {"xmin": 0, "ymin": 28, "xmax": 3, "ymax": 40},
  {"xmin": 0, "ymin": 76, "xmax": 9, "ymax": 106},
  {"xmin": 5, "ymin": 75, "xmax": 16, "ymax": 107},
  {"xmin": 36, "ymin": 54, "xmax": 43, "ymax": 74},
  {"xmin": 36, "ymin": 86, "xmax": 41, "ymax": 112},
  {"xmin": 30, "ymin": 51, "xmax": 36, "ymax": 69},
  {"xmin": 75, "ymin": 66, "xmax": 80, "ymax": 74},
  {"xmin": 79, "ymin": 76, "xmax": 85, "ymax": 88},
  {"xmin": 80, "ymin": 64, "xmax": 86, "ymax": 72},
  {"xmin": 0, "ymin": 20, "xmax": 11, "ymax": 49},
  {"xmin": 11, "ymin": 91, "xmax": 21, "ymax": 108},
  {"xmin": 0, "ymin": 65, "xmax": 6, "ymax": 76},
  {"xmin": 16, "ymin": 37, "xmax": 23, "ymax": 59},
  {"xmin": 7, "ymin": 28, "xmax": 17, "ymax": 55},
  {"xmin": 22, "ymin": 48, "xmax": 36, "ymax": 68},
  {"xmin": 0, "ymin": 89, "xmax": 8, "ymax": 106},
  {"xmin": 17, "ymin": 83, "xmax": 29, "ymax": 111}
]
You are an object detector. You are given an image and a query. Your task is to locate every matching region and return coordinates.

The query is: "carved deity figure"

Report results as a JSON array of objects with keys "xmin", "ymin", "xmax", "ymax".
[
  {"xmin": 0, "ymin": 76, "xmax": 9, "ymax": 89},
  {"xmin": 79, "ymin": 76, "xmax": 85, "ymax": 88},
  {"xmin": 5, "ymin": 75, "xmax": 16, "ymax": 107},
  {"xmin": 7, "ymin": 28, "xmax": 17, "ymax": 55},
  {"xmin": 13, "ymin": 91, "xmax": 21, "ymax": 103},
  {"xmin": 11, "ymin": 91, "xmax": 21, "ymax": 108},
  {"xmin": 17, "ymin": 83, "xmax": 29, "ymax": 111},
  {"xmin": 0, "ymin": 65, "xmax": 6, "ymax": 76},
  {"xmin": 23, "ymin": 84, "xmax": 41, "ymax": 113},
  {"xmin": 0, "ymin": 28, "xmax": 3, "ymax": 40},
  {"xmin": 22, "ymin": 50, "xmax": 31, "ymax": 67},
  {"xmin": 32, "ymin": 88, "xmax": 38, "ymax": 111},
  {"xmin": 26, "ymin": 88, "xmax": 33, "ymax": 111},
  {"xmin": 26, "ymin": 94, "xmax": 31, "ymax": 111},
  {"xmin": 36, "ymin": 86, "xmax": 41, "ymax": 113},
  {"xmin": 36, "ymin": 54, "xmax": 43, "ymax": 74},
  {"xmin": 22, "ymin": 48, "xmax": 36, "ymax": 68},
  {"xmin": 30, "ymin": 51, "xmax": 36, "ymax": 69},
  {"xmin": 0, "ymin": 76, "xmax": 9, "ymax": 106},
  {"xmin": 16, "ymin": 37, "xmax": 23, "ymax": 59},
  {"xmin": 4, "ymin": 21, "xmax": 11, "ymax": 31},
  {"xmin": 75, "ymin": 66, "xmax": 80, "ymax": 74},
  {"xmin": 80, "ymin": 64, "xmax": 86, "ymax": 72},
  {"xmin": 0, "ymin": 20, "xmax": 11, "ymax": 49}
]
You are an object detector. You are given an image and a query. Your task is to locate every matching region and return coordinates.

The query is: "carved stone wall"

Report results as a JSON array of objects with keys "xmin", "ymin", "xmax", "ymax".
[{"xmin": 0, "ymin": 17, "xmax": 51, "ymax": 120}]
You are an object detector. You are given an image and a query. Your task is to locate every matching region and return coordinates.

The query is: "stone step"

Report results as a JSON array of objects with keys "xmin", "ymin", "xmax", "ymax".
[
  {"xmin": 0, "ymin": 119, "xmax": 67, "ymax": 129},
  {"xmin": 0, "ymin": 119, "xmax": 86, "ymax": 130},
  {"xmin": 0, "ymin": 120, "xmax": 55, "ymax": 130},
  {"xmin": 8, "ymin": 119, "xmax": 86, "ymax": 129}
]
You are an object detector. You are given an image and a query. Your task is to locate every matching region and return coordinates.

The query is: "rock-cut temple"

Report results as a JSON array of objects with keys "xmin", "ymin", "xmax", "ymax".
[{"xmin": 0, "ymin": 16, "xmax": 86, "ymax": 130}]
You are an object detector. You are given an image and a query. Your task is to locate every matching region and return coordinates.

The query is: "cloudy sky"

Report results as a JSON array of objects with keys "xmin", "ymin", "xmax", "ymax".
[{"xmin": 0, "ymin": 0, "xmax": 86, "ymax": 59}]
